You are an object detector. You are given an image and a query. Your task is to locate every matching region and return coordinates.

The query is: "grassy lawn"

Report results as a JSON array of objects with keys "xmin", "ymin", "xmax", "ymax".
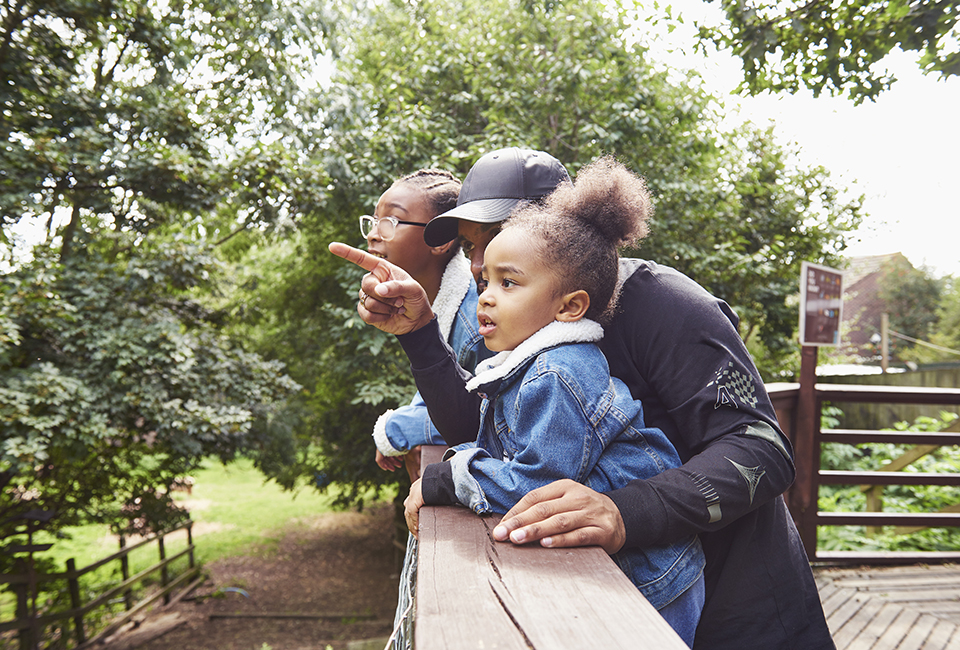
[{"xmin": 2, "ymin": 458, "xmax": 394, "ymax": 622}]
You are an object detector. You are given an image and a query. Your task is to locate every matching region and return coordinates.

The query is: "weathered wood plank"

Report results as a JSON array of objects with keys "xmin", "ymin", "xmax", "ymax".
[
  {"xmin": 827, "ymin": 591, "xmax": 867, "ymax": 634},
  {"xmin": 870, "ymin": 607, "xmax": 920, "ymax": 650},
  {"xmin": 922, "ymin": 620, "xmax": 958, "ymax": 650},
  {"xmin": 897, "ymin": 614, "xmax": 940, "ymax": 650},
  {"xmin": 822, "ymin": 587, "xmax": 856, "ymax": 621},
  {"xmin": 845, "ymin": 602, "xmax": 904, "ymax": 650},
  {"xmin": 415, "ymin": 446, "xmax": 688, "ymax": 650},
  {"xmin": 833, "ymin": 596, "xmax": 884, "ymax": 648}
]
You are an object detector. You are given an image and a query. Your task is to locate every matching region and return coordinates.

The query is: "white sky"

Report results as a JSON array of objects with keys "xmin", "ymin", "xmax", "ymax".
[{"xmin": 641, "ymin": 0, "xmax": 960, "ymax": 279}]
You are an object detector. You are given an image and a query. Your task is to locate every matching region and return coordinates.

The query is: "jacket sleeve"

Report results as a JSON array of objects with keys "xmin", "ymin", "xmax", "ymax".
[
  {"xmin": 396, "ymin": 318, "xmax": 482, "ymax": 446},
  {"xmin": 371, "ymin": 390, "xmax": 447, "ymax": 457},
  {"xmin": 422, "ymin": 370, "xmax": 601, "ymax": 514},
  {"xmin": 602, "ymin": 262, "xmax": 796, "ymax": 549}
]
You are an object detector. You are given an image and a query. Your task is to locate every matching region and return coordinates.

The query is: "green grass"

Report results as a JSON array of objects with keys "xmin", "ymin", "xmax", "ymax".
[
  {"xmin": 35, "ymin": 457, "xmax": 392, "ymax": 569},
  {"xmin": 2, "ymin": 458, "xmax": 394, "ymax": 625}
]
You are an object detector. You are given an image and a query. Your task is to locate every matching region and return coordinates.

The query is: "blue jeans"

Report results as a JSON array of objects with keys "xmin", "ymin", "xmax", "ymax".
[{"xmin": 658, "ymin": 572, "xmax": 706, "ymax": 648}]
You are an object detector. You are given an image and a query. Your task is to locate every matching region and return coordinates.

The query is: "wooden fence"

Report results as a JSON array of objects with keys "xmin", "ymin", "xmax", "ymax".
[
  {"xmin": 1, "ymin": 521, "xmax": 200, "ymax": 650},
  {"xmin": 414, "ymin": 446, "xmax": 688, "ymax": 649},
  {"xmin": 824, "ymin": 364, "xmax": 960, "ymax": 430},
  {"xmin": 770, "ymin": 346, "xmax": 960, "ymax": 564}
]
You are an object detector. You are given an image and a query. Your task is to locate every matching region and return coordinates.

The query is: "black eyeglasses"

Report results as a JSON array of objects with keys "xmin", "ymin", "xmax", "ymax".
[{"xmin": 359, "ymin": 215, "xmax": 428, "ymax": 241}]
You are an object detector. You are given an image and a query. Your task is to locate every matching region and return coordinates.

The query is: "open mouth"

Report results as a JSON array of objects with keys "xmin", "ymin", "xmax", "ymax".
[
  {"xmin": 477, "ymin": 313, "xmax": 496, "ymax": 337},
  {"xmin": 368, "ymin": 250, "xmax": 387, "ymax": 260}
]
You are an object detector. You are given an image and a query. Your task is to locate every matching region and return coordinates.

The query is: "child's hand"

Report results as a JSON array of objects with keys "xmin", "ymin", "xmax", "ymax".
[
  {"xmin": 403, "ymin": 478, "xmax": 425, "ymax": 539},
  {"xmin": 403, "ymin": 446, "xmax": 422, "ymax": 483},
  {"xmin": 375, "ymin": 449, "xmax": 404, "ymax": 472}
]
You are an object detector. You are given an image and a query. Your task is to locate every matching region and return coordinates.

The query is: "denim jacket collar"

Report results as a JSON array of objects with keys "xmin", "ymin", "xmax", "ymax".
[
  {"xmin": 432, "ymin": 253, "xmax": 473, "ymax": 342},
  {"xmin": 465, "ymin": 319, "xmax": 603, "ymax": 393}
]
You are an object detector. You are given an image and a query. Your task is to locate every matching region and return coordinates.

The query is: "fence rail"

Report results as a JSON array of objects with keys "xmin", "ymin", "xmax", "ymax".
[
  {"xmin": 770, "ymin": 353, "xmax": 960, "ymax": 565},
  {"xmin": 1, "ymin": 521, "xmax": 199, "ymax": 649}
]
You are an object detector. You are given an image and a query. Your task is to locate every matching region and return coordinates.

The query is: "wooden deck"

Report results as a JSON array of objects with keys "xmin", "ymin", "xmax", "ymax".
[{"xmin": 815, "ymin": 563, "xmax": 960, "ymax": 649}]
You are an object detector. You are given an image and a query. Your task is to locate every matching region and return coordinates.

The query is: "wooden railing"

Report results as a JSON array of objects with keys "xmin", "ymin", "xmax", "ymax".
[
  {"xmin": 1, "ymin": 521, "xmax": 200, "ymax": 649},
  {"xmin": 769, "ymin": 352, "xmax": 960, "ymax": 564},
  {"xmin": 414, "ymin": 446, "xmax": 688, "ymax": 649}
]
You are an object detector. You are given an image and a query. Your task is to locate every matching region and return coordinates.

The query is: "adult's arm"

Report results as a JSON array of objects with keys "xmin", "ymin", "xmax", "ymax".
[
  {"xmin": 395, "ymin": 320, "xmax": 481, "ymax": 446},
  {"xmin": 329, "ymin": 242, "xmax": 482, "ymax": 446},
  {"xmin": 327, "ymin": 242, "xmax": 434, "ymax": 334}
]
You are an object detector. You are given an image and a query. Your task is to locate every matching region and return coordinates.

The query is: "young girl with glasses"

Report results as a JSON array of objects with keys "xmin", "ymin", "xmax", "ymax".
[{"xmin": 404, "ymin": 157, "xmax": 705, "ymax": 646}]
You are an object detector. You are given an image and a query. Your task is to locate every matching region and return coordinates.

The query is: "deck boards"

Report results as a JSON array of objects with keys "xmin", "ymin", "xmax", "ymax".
[{"xmin": 815, "ymin": 564, "xmax": 960, "ymax": 649}]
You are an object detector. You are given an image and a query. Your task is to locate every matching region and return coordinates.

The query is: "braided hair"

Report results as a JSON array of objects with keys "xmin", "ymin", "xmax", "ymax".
[{"xmin": 394, "ymin": 169, "xmax": 462, "ymax": 223}]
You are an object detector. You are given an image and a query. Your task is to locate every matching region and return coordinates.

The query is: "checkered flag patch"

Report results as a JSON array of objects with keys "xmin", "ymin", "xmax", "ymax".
[{"xmin": 710, "ymin": 363, "xmax": 759, "ymax": 410}]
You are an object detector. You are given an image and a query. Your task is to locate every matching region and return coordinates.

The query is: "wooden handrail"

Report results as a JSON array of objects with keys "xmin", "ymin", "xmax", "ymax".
[{"xmin": 415, "ymin": 446, "xmax": 688, "ymax": 650}]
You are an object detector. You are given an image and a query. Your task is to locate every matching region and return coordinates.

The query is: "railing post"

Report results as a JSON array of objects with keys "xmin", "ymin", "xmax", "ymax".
[
  {"xmin": 13, "ymin": 558, "xmax": 33, "ymax": 650},
  {"xmin": 66, "ymin": 558, "xmax": 86, "ymax": 644},
  {"xmin": 119, "ymin": 534, "xmax": 132, "ymax": 610},
  {"xmin": 158, "ymin": 534, "xmax": 170, "ymax": 605},
  {"xmin": 187, "ymin": 522, "xmax": 195, "ymax": 570},
  {"xmin": 793, "ymin": 345, "xmax": 821, "ymax": 560}
]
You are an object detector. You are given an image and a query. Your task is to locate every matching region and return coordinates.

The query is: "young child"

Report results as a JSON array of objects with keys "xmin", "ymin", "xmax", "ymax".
[
  {"xmin": 363, "ymin": 169, "xmax": 490, "ymax": 468},
  {"xmin": 406, "ymin": 156, "xmax": 706, "ymax": 646}
]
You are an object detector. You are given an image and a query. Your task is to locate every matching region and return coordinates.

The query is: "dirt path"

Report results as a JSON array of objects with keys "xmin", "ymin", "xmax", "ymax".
[{"xmin": 103, "ymin": 503, "xmax": 401, "ymax": 650}]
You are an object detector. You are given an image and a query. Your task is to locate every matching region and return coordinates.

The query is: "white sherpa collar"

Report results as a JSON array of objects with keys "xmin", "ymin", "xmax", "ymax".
[
  {"xmin": 464, "ymin": 319, "xmax": 603, "ymax": 392},
  {"xmin": 432, "ymin": 253, "xmax": 473, "ymax": 342}
]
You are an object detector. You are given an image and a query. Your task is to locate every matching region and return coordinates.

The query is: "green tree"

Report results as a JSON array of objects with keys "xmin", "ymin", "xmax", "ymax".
[
  {"xmin": 899, "ymin": 274, "xmax": 960, "ymax": 365},
  {"xmin": 244, "ymin": 0, "xmax": 861, "ymax": 506},
  {"xmin": 0, "ymin": 244, "xmax": 300, "ymax": 552},
  {"xmin": 0, "ymin": 0, "xmax": 330, "ymax": 262},
  {"xmin": 1, "ymin": 0, "xmax": 331, "ymax": 549},
  {"xmin": 877, "ymin": 256, "xmax": 944, "ymax": 361},
  {"xmin": 696, "ymin": 0, "xmax": 960, "ymax": 103}
]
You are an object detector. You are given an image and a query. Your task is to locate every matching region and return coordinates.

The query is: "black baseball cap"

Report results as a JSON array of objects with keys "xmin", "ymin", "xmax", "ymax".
[{"xmin": 423, "ymin": 147, "xmax": 570, "ymax": 246}]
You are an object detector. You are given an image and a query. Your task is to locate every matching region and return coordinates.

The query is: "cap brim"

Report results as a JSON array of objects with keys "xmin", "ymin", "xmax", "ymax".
[{"xmin": 423, "ymin": 198, "xmax": 521, "ymax": 246}]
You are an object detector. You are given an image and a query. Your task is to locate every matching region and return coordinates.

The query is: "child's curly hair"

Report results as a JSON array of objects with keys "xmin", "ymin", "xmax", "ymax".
[{"xmin": 503, "ymin": 156, "xmax": 652, "ymax": 323}]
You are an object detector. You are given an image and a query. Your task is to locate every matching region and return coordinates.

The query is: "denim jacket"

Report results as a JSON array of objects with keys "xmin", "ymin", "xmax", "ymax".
[
  {"xmin": 446, "ymin": 319, "xmax": 705, "ymax": 610},
  {"xmin": 373, "ymin": 254, "xmax": 490, "ymax": 455}
]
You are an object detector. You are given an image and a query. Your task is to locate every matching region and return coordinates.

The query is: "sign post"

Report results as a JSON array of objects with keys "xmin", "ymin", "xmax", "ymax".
[{"xmin": 793, "ymin": 262, "xmax": 844, "ymax": 557}]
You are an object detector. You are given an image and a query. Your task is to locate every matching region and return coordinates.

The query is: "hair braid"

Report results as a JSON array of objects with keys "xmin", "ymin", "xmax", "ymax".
[{"xmin": 394, "ymin": 169, "xmax": 462, "ymax": 219}]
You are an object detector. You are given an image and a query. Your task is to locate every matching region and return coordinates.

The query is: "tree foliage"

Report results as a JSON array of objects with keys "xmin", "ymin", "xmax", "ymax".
[
  {"xmin": 233, "ymin": 0, "xmax": 865, "ymax": 507},
  {"xmin": 0, "ymin": 243, "xmax": 300, "ymax": 556},
  {"xmin": 697, "ymin": 0, "xmax": 960, "ymax": 103},
  {"xmin": 0, "ymin": 0, "xmax": 330, "ymax": 261},
  {"xmin": 1, "ymin": 0, "xmax": 329, "ymax": 549},
  {"xmin": 875, "ymin": 256, "xmax": 944, "ymax": 360},
  {"xmin": 897, "ymin": 274, "xmax": 960, "ymax": 365}
]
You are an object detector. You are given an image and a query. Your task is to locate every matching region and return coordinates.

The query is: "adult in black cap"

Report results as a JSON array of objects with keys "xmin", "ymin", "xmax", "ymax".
[
  {"xmin": 422, "ymin": 147, "xmax": 571, "ymax": 283},
  {"xmin": 328, "ymin": 148, "xmax": 834, "ymax": 650}
]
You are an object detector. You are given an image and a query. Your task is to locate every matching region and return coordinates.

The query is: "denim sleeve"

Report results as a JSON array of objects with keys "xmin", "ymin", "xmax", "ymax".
[
  {"xmin": 447, "ymin": 370, "xmax": 602, "ymax": 514},
  {"xmin": 372, "ymin": 390, "xmax": 447, "ymax": 457}
]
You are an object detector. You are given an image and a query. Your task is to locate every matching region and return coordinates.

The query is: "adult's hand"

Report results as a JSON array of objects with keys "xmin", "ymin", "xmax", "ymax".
[
  {"xmin": 404, "ymin": 478, "xmax": 425, "ymax": 539},
  {"xmin": 328, "ymin": 242, "xmax": 435, "ymax": 335},
  {"xmin": 492, "ymin": 479, "xmax": 627, "ymax": 555}
]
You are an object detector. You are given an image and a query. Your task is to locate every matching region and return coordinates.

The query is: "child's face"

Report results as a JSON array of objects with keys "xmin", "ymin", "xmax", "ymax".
[
  {"xmin": 477, "ymin": 229, "xmax": 567, "ymax": 352},
  {"xmin": 365, "ymin": 183, "xmax": 437, "ymax": 281}
]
